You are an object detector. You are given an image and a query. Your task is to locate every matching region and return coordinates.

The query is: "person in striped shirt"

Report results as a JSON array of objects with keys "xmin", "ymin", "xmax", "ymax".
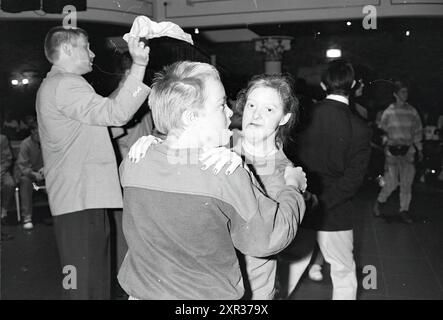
[{"xmin": 373, "ymin": 80, "xmax": 423, "ymax": 223}]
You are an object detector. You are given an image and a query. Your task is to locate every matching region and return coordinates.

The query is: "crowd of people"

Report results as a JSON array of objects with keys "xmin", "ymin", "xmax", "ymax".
[
  {"xmin": 1, "ymin": 117, "xmax": 45, "ymax": 237},
  {"xmin": 1, "ymin": 24, "xmax": 442, "ymax": 300}
]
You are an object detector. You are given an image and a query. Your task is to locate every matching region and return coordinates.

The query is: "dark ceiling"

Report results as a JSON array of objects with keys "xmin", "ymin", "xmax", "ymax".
[{"xmin": 1, "ymin": 17, "xmax": 442, "ymax": 116}]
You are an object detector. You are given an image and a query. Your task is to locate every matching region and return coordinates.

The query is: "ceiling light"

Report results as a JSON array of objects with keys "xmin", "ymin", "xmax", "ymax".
[{"xmin": 326, "ymin": 48, "xmax": 342, "ymax": 58}]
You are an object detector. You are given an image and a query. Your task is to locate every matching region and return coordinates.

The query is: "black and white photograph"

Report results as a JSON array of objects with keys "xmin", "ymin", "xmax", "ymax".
[{"xmin": 0, "ymin": 0, "xmax": 443, "ymax": 306}]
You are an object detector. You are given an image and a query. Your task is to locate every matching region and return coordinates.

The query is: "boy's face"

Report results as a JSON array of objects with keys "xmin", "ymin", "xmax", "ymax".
[
  {"xmin": 394, "ymin": 87, "xmax": 408, "ymax": 104},
  {"xmin": 195, "ymin": 77, "xmax": 233, "ymax": 148}
]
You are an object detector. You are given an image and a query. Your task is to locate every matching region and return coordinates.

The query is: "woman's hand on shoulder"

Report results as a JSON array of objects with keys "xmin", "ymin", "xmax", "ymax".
[
  {"xmin": 199, "ymin": 147, "xmax": 242, "ymax": 175},
  {"xmin": 128, "ymin": 135, "xmax": 162, "ymax": 163}
]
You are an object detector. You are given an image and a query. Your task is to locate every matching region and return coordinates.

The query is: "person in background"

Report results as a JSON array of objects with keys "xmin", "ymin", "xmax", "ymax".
[
  {"xmin": 420, "ymin": 108, "xmax": 441, "ymax": 185},
  {"xmin": 296, "ymin": 59, "xmax": 372, "ymax": 300},
  {"xmin": 1, "ymin": 133, "xmax": 15, "ymax": 240},
  {"xmin": 437, "ymin": 107, "xmax": 443, "ymax": 183},
  {"xmin": 36, "ymin": 26, "xmax": 150, "ymax": 300},
  {"xmin": 373, "ymin": 80, "xmax": 423, "ymax": 223},
  {"xmin": 14, "ymin": 118, "xmax": 44, "ymax": 230},
  {"xmin": 110, "ymin": 53, "xmax": 155, "ymax": 162},
  {"xmin": 108, "ymin": 54, "xmax": 155, "ymax": 298},
  {"xmin": 306, "ymin": 76, "xmax": 369, "ymax": 284},
  {"xmin": 351, "ymin": 79, "xmax": 368, "ymax": 121}
]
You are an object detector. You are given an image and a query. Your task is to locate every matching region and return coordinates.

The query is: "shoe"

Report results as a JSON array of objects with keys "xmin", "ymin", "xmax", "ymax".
[
  {"xmin": 400, "ymin": 211, "xmax": 413, "ymax": 224},
  {"xmin": 373, "ymin": 200, "xmax": 383, "ymax": 217},
  {"xmin": 1, "ymin": 232, "xmax": 14, "ymax": 241},
  {"xmin": 23, "ymin": 221, "xmax": 34, "ymax": 230},
  {"xmin": 308, "ymin": 264, "xmax": 323, "ymax": 281}
]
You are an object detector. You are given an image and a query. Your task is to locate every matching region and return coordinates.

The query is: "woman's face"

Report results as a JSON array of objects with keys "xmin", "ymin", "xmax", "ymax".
[{"xmin": 242, "ymin": 86, "xmax": 291, "ymax": 145}]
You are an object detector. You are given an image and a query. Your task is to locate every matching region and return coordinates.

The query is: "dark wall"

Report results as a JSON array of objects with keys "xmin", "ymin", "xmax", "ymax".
[
  {"xmin": 1, "ymin": 18, "xmax": 442, "ymax": 120},
  {"xmin": 211, "ymin": 19, "xmax": 443, "ymax": 115}
]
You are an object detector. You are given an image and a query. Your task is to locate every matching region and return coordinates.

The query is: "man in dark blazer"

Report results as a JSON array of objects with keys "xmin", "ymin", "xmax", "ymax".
[{"xmin": 296, "ymin": 60, "xmax": 371, "ymax": 299}]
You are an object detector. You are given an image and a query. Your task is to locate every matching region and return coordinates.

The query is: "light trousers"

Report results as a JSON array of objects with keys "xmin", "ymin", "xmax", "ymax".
[
  {"xmin": 317, "ymin": 230, "xmax": 357, "ymax": 300},
  {"xmin": 377, "ymin": 153, "xmax": 415, "ymax": 211}
]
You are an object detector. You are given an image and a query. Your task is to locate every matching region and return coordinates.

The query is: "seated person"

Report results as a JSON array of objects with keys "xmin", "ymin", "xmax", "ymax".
[
  {"xmin": 14, "ymin": 119, "xmax": 44, "ymax": 230},
  {"xmin": 1, "ymin": 133, "xmax": 15, "ymax": 225},
  {"xmin": 118, "ymin": 61, "xmax": 306, "ymax": 300}
]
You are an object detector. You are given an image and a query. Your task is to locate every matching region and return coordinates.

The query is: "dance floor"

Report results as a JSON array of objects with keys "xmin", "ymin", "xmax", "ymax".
[{"xmin": 1, "ymin": 182, "xmax": 443, "ymax": 300}]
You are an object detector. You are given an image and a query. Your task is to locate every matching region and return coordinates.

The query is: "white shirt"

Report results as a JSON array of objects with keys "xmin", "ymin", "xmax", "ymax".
[{"xmin": 326, "ymin": 94, "xmax": 349, "ymax": 106}]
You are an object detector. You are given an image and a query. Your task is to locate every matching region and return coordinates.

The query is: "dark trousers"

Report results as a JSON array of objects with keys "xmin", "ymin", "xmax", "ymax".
[
  {"xmin": 53, "ymin": 209, "xmax": 111, "ymax": 300},
  {"xmin": 1, "ymin": 172, "xmax": 15, "ymax": 213},
  {"xmin": 110, "ymin": 209, "xmax": 128, "ymax": 271}
]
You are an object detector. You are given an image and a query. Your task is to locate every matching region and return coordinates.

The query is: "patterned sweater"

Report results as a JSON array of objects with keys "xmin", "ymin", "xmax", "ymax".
[{"xmin": 379, "ymin": 103, "xmax": 423, "ymax": 152}]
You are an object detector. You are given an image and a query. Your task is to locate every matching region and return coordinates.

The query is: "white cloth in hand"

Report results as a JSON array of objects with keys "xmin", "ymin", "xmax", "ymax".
[{"xmin": 123, "ymin": 16, "xmax": 193, "ymax": 45}]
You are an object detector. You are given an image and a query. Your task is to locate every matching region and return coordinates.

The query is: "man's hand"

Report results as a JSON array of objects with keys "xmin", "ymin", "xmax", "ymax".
[
  {"xmin": 127, "ymin": 36, "xmax": 150, "ymax": 66},
  {"xmin": 199, "ymin": 147, "xmax": 242, "ymax": 175},
  {"xmin": 284, "ymin": 166, "xmax": 307, "ymax": 193},
  {"xmin": 31, "ymin": 171, "xmax": 44, "ymax": 182},
  {"xmin": 304, "ymin": 191, "xmax": 319, "ymax": 209},
  {"xmin": 128, "ymin": 135, "xmax": 162, "ymax": 163}
]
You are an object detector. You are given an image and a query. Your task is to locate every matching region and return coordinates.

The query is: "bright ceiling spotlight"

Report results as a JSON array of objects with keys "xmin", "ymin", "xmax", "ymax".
[
  {"xmin": 194, "ymin": 28, "xmax": 199, "ymax": 34},
  {"xmin": 346, "ymin": 21, "xmax": 352, "ymax": 26},
  {"xmin": 22, "ymin": 78, "xmax": 29, "ymax": 85},
  {"xmin": 326, "ymin": 48, "xmax": 342, "ymax": 58},
  {"xmin": 11, "ymin": 79, "xmax": 19, "ymax": 86},
  {"xmin": 405, "ymin": 30, "xmax": 410, "ymax": 36}
]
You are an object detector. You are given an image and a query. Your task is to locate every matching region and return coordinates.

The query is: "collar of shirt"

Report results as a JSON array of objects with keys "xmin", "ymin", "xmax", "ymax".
[
  {"xmin": 326, "ymin": 94, "xmax": 349, "ymax": 105},
  {"xmin": 48, "ymin": 65, "xmax": 69, "ymax": 77},
  {"xmin": 241, "ymin": 140, "xmax": 279, "ymax": 159}
]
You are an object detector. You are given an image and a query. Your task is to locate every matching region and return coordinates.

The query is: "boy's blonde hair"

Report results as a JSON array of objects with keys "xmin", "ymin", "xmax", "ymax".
[{"xmin": 149, "ymin": 61, "xmax": 220, "ymax": 135}]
